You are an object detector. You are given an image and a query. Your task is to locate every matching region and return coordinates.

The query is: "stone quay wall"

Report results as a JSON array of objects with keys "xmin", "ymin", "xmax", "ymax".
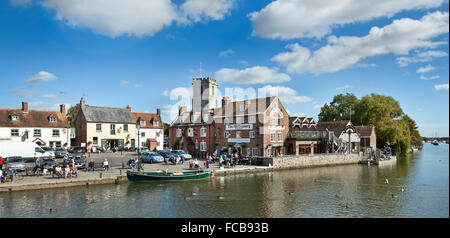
[{"xmin": 259, "ymin": 153, "xmax": 361, "ymax": 169}]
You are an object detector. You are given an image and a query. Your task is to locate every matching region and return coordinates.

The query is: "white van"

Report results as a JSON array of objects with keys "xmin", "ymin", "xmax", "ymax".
[{"xmin": 0, "ymin": 141, "xmax": 53, "ymax": 162}]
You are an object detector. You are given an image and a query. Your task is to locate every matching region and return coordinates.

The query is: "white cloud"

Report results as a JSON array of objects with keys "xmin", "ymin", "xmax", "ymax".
[
  {"xmin": 41, "ymin": 94, "xmax": 59, "ymax": 99},
  {"xmin": 258, "ymin": 85, "xmax": 312, "ymax": 104},
  {"xmin": 420, "ymin": 75, "xmax": 440, "ymax": 80},
  {"xmin": 219, "ymin": 49, "xmax": 235, "ymax": 57},
  {"xmin": 28, "ymin": 101, "xmax": 71, "ymax": 111},
  {"xmin": 134, "ymin": 84, "xmax": 143, "ymax": 88},
  {"xmin": 6, "ymin": 87, "xmax": 36, "ymax": 98},
  {"xmin": 215, "ymin": 66, "xmax": 291, "ymax": 84},
  {"xmin": 240, "ymin": 60, "xmax": 248, "ymax": 66},
  {"xmin": 26, "ymin": 71, "xmax": 58, "ymax": 84},
  {"xmin": 249, "ymin": 0, "xmax": 447, "ymax": 40},
  {"xmin": 416, "ymin": 64, "xmax": 436, "ymax": 73},
  {"xmin": 120, "ymin": 80, "xmax": 130, "ymax": 85},
  {"xmin": 180, "ymin": 0, "xmax": 234, "ymax": 23},
  {"xmin": 336, "ymin": 85, "xmax": 352, "ymax": 90},
  {"xmin": 41, "ymin": 0, "xmax": 177, "ymax": 38},
  {"xmin": 162, "ymin": 87, "xmax": 193, "ymax": 100},
  {"xmin": 434, "ymin": 83, "xmax": 449, "ymax": 91},
  {"xmin": 396, "ymin": 50, "xmax": 449, "ymax": 67},
  {"xmin": 312, "ymin": 104, "xmax": 324, "ymax": 110},
  {"xmin": 271, "ymin": 11, "xmax": 449, "ymax": 75}
]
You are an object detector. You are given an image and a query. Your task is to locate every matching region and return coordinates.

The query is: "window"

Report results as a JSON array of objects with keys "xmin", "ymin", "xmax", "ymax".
[
  {"xmin": 236, "ymin": 116, "xmax": 244, "ymax": 124},
  {"xmin": 270, "ymin": 133, "xmax": 276, "ymax": 142},
  {"xmin": 272, "ymin": 118, "xmax": 281, "ymax": 125},
  {"xmin": 253, "ymin": 148, "xmax": 258, "ymax": 156},
  {"xmin": 240, "ymin": 104, "xmax": 245, "ymax": 112},
  {"xmin": 96, "ymin": 124, "xmax": 102, "ymax": 132},
  {"xmin": 195, "ymin": 140, "xmax": 198, "ymax": 150},
  {"xmin": 34, "ymin": 129, "xmax": 41, "ymax": 137},
  {"xmin": 250, "ymin": 131, "xmax": 255, "ymax": 139},
  {"xmin": 224, "ymin": 117, "xmax": 230, "ymax": 124},
  {"xmin": 200, "ymin": 128, "xmax": 206, "ymax": 137},
  {"xmin": 200, "ymin": 141, "xmax": 206, "ymax": 151},
  {"xmin": 93, "ymin": 137, "xmax": 98, "ymax": 145},
  {"xmin": 267, "ymin": 148, "xmax": 272, "ymax": 156},
  {"xmin": 141, "ymin": 132, "xmax": 145, "ymax": 137},
  {"xmin": 176, "ymin": 129, "xmax": 182, "ymax": 137},
  {"xmin": 141, "ymin": 142, "xmax": 146, "ymax": 147},
  {"xmin": 224, "ymin": 131, "xmax": 230, "ymax": 138},
  {"xmin": 49, "ymin": 117, "xmax": 57, "ymax": 122},
  {"xmin": 247, "ymin": 148, "xmax": 251, "ymax": 156},
  {"xmin": 278, "ymin": 132, "xmax": 283, "ymax": 142},
  {"xmin": 140, "ymin": 120, "xmax": 146, "ymax": 126},
  {"xmin": 188, "ymin": 128, "xmax": 194, "ymax": 137},
  {"xmin": 11, "ymin": 115, "xmax": 19, "ymax": 121},
  {"xmin": 110, "ymin": 124, "xmax": 116, "ymax": 135},
  {"xmin": 11, "ymin": 129, "xmax": 19, "ymax": 137},
  {"xmin": 53, "ymin": 129, "xmax": 60, "ymax": 137},
  {"xmin": 249, "ymin": 116, "xmax": 256, "ymax": 124},
  {"xmin": 124, "ymin": 124, "xmax": 128, "ymax": 132},
  {"xmin": 203, "ymin": 114, "xmax": 209, "ymax": 122},
  {"xmin": 153, "ymin": 120, "xmax": 159, "ymax": 126},
  {"xmin": 236, "ymin": 131, "xmax": 242, "ymax": 138}
]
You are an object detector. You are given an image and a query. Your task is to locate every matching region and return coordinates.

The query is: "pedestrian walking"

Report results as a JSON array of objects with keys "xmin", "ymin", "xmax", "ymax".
[
  {"xmin": 103, "ymin": 159, "xmax": 109, "ymax": 171},
  {"xmin": 0, "ymin": 156, "xmax": 4, "ymax": 170}
]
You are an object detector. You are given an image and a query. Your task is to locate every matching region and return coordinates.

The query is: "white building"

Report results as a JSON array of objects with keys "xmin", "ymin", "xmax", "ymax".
[
  {"xmin": 0, "ymin": 102, "xmax": 71, "ymax": 148},
  {"xmin": 132, "ymin": 109, "xmax": 164, "ymax": 151}
]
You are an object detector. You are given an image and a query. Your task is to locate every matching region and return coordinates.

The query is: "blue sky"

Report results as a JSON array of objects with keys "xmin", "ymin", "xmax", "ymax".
[{"xmin": 0, "ymin": 0, "xmax": 449, "ymax": 137}]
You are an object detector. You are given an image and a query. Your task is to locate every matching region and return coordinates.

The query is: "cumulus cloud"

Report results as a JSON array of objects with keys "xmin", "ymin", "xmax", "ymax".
[
  {"xmin": 271, "ymin": 11, "xmax": 449, "ymax": 75},
  {"xmin": 26, "ymin": 71, "xmax": 58, "ymax": 84},
  {"xmin": 257, "ymin": 85, "xmax": 312, "ymax": 104},
  {"xmin": 434, "ymin": 83, "xmax": 449, "ymax": 91},
  {"xmin": 420, "ymin": 75, "xmax": 440, "ymax": 80},
  {"xmin": 6, "ymin": 87, "xmax": 36, "ymax": 98},
  {"xmin": 249, "ymin": 0, "xmax": 447, "ymax": 39},
  {"xmin": 180, "ymin": 0, "xmax": 234, "ymax": 23},
  {"xmin": 120, "ymin": 80, "xmax": 130, "ymax": 85},
  {"xmin": 215, "ymin": 66, "xmax": 291, "ymax": 84},
  {"xmin": 219, "ymin": 49, "xmax": 235, "ymax": 57},
  {"xmin": 396, "ymin": 50, "xmax": 449, "ymax": 67},
  {"xmin": 416, "ymin": 64, "xmax": 436, "ymax": 73}
]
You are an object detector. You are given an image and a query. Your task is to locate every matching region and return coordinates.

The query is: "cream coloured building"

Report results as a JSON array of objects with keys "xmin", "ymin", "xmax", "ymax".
[{"xmin": 74, "ymin": 98, "xmax": 136, "ymax": 150}]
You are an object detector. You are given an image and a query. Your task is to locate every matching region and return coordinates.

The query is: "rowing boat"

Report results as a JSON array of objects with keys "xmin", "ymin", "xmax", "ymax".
[{"xmin": 126, "ymin": 170, "xmax": 214, "ymax": 182}]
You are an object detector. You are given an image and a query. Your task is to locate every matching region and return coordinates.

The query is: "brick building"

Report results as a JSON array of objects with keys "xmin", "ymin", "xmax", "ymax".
[
  {"xmin": 355, "ymin": 125, "xmax": 376, "ymax": 152},
  {"xmin": 213, "ymin": 96, "xmax": 289, "ymax": 157}
]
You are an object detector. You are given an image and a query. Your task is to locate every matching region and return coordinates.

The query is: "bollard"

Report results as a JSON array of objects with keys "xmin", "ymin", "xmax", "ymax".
[
  {"xmin": 122, "ymin": 162, "xmax": 125, "ymax": 169},
  {"xmin": 120, "ymin": 169, "xmax": 122, "ymax": 175},
  {"xmin": 99, "ymin": 173, "xmax": 102, "ymax": 178}
]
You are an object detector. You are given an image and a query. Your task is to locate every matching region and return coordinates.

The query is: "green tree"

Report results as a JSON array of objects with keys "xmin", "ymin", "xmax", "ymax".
[
  {"xmin": 318, "ymin": 93, "xmax": 359, "ymax": 121},
  {"xmin": 66, "ymin": 104, "xmax": 80, "ymax": 127},
  {"xmin": 402, "ymin": 115, "xmax": 423, "ymax": 148}
]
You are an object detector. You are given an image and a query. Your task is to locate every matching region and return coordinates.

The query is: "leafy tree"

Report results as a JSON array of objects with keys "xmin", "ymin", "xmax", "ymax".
[
  {"xmin": 163, "ymin": 123, "xmax": 170, "ymax": 137},
  {"xmin": 66, "ymin": 104, "xmax": 80, "ymax": 127},
  {"xmin": 319, "ymin": 93, "xmax": 359, "ymax": 121}
]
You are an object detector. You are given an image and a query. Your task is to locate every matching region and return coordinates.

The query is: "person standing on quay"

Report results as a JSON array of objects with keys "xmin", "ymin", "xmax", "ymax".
[{"xmin": 0, "ymin": 156, "xmax": 3, "ymax": 170}]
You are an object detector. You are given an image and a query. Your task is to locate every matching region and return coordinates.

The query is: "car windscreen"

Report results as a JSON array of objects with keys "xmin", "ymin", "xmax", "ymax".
[
  {"xmin": 148, "ymin": 152, "xmax": 159, "ymax": 156},
  {"xmin": 7, "ymin": 157, "xmax": 24, "ymax": 163},
  {"xmin": 42, "ymin": 158, "xmax": 54, "ymax": 163}
]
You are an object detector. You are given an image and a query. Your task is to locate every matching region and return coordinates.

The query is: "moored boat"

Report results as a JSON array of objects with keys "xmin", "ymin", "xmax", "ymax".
[
  {"xmin": 372, "ymin": 156, "xmax": 397, "ymax": 165},
  {"xmin": 126, "ymin": 170, "xmax": 214, "ymax": 182}
]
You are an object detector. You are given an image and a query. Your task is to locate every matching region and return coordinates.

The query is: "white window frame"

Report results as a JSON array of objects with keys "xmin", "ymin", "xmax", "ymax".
[
  {"xmin": 52, "ymin": 129, "xmax": 60, "ymax": 137},
  {"xmin": 240, "ymin": 104, "xmax": 245, "ymax": 112},
  {"xmin": 11, "ymin": 129, "xmax": 19, "ymax": 137},
  {"xmin": 224, "ymin": 131, "xmax": 230, "ymax": 138},
  {"xmin": 176, "ymin": 129, "xmax": 182, "ymax": 137},
  {"xmin": 236, "ymin": 116, "xmax": 244, "ymax": 124},
  {"xmin": 270, "ymin": 133, "xmax": 276, "ymax": 142},
  {"xmin": 96, "ymin": 124, "xmax": 102, "ymax": 132},
  {"xmin": 34, "ymin": 129, "xmax": 41, "ymax": 137},
  {"xmin": 200, "ymin": 141, "xmax": 207, "ymax": 151},
  {"xmin": 49, "ymin": 117, "xmax": 57, "ymax": 122},
  {"xmin": 203, "ymin": 114, "xmax": 209, "ymax": 122},
  {"xmin": 188, "ymin": 128, "xmax": 194, "ymax": 137},
  {"xmin": 200, "ymin": 128, "xmax": 207, "ymax": 137},
  {"xmin": 195, "ymin": 140, "xmax": 198, "ymax": 150},
  {"xmin": 278, "ymin": 132, "xmax": 283, "ymax": 142},
  {"xmin": 249, "ymin": 116, "xmax": 256, "ymax": 124},
  {"xmin": 236, "ymin": 131, "xmax": 242, "ymax": 138},
  {"xmin": 250, "ymin": 131, "xmax": 255, "ymax": 139},
  {"xmin": 11, "ymin": 115, "xmax": 19, "ymax": 121}
]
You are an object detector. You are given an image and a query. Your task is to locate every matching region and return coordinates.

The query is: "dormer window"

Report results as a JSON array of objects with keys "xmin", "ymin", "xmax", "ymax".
[
  {"xmin": 10, "ymin": 114, "xmax": 19, "ymax": 121},
  {"xmin": 49, "ymin": 115, "xmax": 57, "ymax": 122}
]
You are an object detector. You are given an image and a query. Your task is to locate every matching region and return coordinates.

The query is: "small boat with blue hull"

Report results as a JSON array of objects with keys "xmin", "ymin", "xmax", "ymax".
[{"xmin": 126, "ymin": 170, "xmax": 214, "ymax": 182}]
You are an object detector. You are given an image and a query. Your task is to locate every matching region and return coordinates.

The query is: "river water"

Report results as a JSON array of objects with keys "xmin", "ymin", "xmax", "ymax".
[{"xmin": 0, "ymin": 143, "xmax": 448, "ymax": 218}]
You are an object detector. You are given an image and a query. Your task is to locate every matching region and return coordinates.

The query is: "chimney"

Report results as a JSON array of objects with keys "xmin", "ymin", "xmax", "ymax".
[
  {"xmin": 179, "ymin": 104, "xmax": 187, "ymax": 116},
  {"xmin": 60, "ymin": 104, "xmax": 66, "ymax": 114},
  {"xmin": 222, "ymin": 96, "xmax": 231, "ymax": 108},
  {"xmin": 80, "ymin": 97, "xmax": 85, "ymax": 106},
  {"xmin": 126, "ymin": 105, "xmax": 131, "ymax": 111},
  {"xmin": 157, "ymin": 108, "xmax": 161, "ymax": 116},
  {"xmin": 22, "ymin": 102, "xmax": 28, "ymax": 113}
]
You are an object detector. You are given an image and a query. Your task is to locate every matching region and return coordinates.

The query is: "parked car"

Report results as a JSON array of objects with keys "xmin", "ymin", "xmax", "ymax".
[
  {"xmin": 171, "ymin": 150, "xmax": 192, "ymax": 160},
  {"xmin": 139, "ymin": 152, "xmax": 164, "ymax": 164},
  {"xmin": 90, "ymin": 146, "xmax": 105, "ymax": 153},
  {"xmin": 137, "ymin": 147, "xmax": 149, "ymax": 153},
  {"xmin": 41, "ymin": 147, "xmax": 55, "ymax": 157},
  {"xmin": 65, "ymin": 154, "xmax": 86, "ymax": 169},
  {"xmin": 157, "ymin": 151, "xmax": 172, "ymax": 159},
  {"xmin": 55, "ymin": 147, "xmax": 68, "ymax": 158},
  {"xmin": 70, "ymin": 147, "xmax": 87, "ymax": 153},
  {"xmin": 35, "ymin": 156, "xmax": 57, "ymax": 169},
  {"xmin": 5, "ymin": 156, "xmax": 26, "ymax": 172}
]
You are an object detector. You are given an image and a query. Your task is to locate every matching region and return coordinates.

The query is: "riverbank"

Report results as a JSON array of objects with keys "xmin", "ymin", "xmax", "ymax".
[{"xmin": 0, "ymin": 153, "xmax": 360, "ymax": 193}]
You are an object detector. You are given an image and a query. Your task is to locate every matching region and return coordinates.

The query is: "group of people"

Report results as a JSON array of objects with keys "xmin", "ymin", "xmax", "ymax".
[
  {"xmin": 53, "ymin": 157, "xmax": 78, "ymax": 178},
  {"xmin": 167, "ymin": 154, "xmax": 184, "ymax": 165},
  {"xmin": 0, "ymin": 156, "xmax": 14, "ymax": 182}
]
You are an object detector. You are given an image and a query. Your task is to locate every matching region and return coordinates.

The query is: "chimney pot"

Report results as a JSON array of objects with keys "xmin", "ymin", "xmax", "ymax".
[
  {"xmin": 60, "ymin": 104, "xmax": 66, "ymax": 114},
  {"xmin": 157, "ymin": 108, "xmax": 161, "ymax": 116},
  {"xmin": 22, "ymin": 102, "xmax": 29, "ymax": 112}
]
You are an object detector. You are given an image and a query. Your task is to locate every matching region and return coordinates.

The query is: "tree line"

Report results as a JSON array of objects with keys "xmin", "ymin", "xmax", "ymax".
[{"xmin": 318, "ymin": 93, "xmax": 423, "ymax": 154}]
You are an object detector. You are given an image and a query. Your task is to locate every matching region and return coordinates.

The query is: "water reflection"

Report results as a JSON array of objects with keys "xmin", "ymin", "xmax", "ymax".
[{"xmin": 0, "ymin": 144, "xmax": 448, "ymax": 218}]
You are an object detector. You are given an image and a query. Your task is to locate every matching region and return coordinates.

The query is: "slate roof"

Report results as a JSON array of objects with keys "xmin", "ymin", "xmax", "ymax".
[
  {"xmin": 81, "ymin": 105, "xmax": 135, "ymax": 124},
  {"xmin": 0, "ymin": 108, "xmax": 70, "ymax": 128}
]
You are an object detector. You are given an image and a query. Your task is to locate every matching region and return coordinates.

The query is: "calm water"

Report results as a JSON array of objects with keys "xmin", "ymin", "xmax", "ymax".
[{"xmin": 0, "ymin": 143, "xmax": 448, "ymax": 218}]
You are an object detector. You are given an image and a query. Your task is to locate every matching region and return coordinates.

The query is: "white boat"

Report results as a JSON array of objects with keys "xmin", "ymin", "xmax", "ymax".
[
  {"xmin": 431, "ymin": 140, "xmax": 439, "ymax": 146},
  {"xmin": 372, "ymin": 156, "xmax": 397, "ymax": 165}
]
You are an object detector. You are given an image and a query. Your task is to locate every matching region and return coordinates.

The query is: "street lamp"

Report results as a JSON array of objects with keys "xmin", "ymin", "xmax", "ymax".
[{"xmin": 137, "ymin": 117, "xmax": 141, "ymax": 171}]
